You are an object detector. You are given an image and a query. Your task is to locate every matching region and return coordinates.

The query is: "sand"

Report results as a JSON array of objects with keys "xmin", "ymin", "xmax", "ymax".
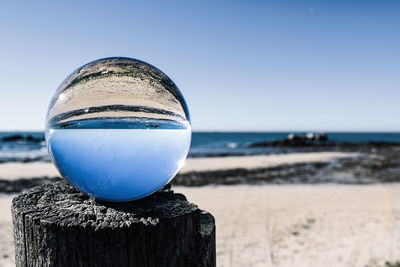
[
  {"xmin": 182, "ymin": 152, "xmax": 357, "ymax": 173},
  {"xmin": 0, "ymin": 162, "xmax": 59, "ymax": 180},
  {"xmin": 175, "ymin": 184, "xmax": 400, "ymax": 267},
  {"xmin": 0, "ymin": 151, "xmax": 356, "ymax": 180},
  {"xmin": 1, "ymin": 184, "xmax": 400, "ymax": 266},
  {"xmin": 0, "ymin": 195, "xmax": 15, "ymax": 267}
]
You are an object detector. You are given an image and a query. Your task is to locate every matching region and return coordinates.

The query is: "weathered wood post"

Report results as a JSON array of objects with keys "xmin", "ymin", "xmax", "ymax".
[{"xmin": 11, "ymin": 181, "xmax": 215, "ymax": 267}]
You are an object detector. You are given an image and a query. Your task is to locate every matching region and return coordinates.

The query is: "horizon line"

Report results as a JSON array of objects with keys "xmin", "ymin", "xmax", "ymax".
[{"xmin": 1, "ymin": 129, "xmax": 400, "ymax": 133}]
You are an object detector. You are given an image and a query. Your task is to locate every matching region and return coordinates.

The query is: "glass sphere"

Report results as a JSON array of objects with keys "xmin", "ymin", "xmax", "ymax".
[{"xmin": 45, "ymin": 57, "xmax": 191, "ymax": 201}]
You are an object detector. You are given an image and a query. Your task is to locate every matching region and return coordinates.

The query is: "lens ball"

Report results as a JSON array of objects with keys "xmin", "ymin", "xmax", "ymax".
[{"xmin": 45, "ymin": 57, "xmax": 191, "ymax": 201}]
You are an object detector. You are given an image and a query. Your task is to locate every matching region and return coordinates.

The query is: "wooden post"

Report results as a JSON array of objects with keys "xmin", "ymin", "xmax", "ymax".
[{"xmin": 11, "ymin": 181, "xmax": 215, "ymax": 267}]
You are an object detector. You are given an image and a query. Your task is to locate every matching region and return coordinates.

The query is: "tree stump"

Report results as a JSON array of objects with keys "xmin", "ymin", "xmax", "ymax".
[{"xmin": 11, "ymin": 181, "xmax": 215, "ymax": 267}]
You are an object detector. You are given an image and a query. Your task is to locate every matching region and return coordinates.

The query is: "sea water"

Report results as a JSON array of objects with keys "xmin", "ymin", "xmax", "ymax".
[{"xmin": 46, "ymin": 128, "xmax": 191, "ymax": 201}]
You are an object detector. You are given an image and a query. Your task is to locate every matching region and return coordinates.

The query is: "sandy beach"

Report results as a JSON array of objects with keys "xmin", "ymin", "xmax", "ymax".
[
  {"xmin": 0, "ymin": 151, "xmax": 399, "ymax": 266},
  {"xmin": 0, "ymin": 151, "xmax": 356, "ymax": 180},
  {"xmin": 1, "ymin": 184, "xmax": 400, "ymax": 267},
  {"xmin": 0, "ymin": 194, "xmax": 15, "ymax": 267},
  {"xmin": 181, "ymin": 152, "xmax": 357, "ymax": 173},
  {"xmin": 175, "ymin": 184, "xmax": 400, "ymax": 267}
]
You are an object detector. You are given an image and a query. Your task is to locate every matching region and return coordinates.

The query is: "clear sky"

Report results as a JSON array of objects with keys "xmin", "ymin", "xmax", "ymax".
[{"xmin": 0, "ymin": 0, "xmax": 399, "ymax": 132}]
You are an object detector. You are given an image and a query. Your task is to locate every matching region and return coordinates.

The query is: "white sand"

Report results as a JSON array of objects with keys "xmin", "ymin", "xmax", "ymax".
[
  {"xmin": 0, "ymin": 162, "xmax": 60, "ymax": 180},
  {"xmin": 181, "ymin": 151, "xmax": 356, "ymax": 173},
  {"xmin": 175, "ymin": 184, "xmax": 400, "ymax": 267},
  {"xmin": 0, "ymin": 195, "xmax": 15, "ymax": 267},
  {"xmin": 1, "ymin": 184, "xmax": 400, "ymax": 267},
  {"xmin": 0, "ymin": 152, "xmax": 356, "ymax": 180}
]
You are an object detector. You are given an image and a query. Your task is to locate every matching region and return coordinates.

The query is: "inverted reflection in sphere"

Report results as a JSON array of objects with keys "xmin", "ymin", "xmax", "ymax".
[{"xmin": 45, "ymin": 57, "xmax": 191, "ymax": 201}]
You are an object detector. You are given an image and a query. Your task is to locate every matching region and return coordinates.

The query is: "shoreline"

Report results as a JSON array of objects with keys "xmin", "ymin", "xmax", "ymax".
[
  {"xmin": 182, "ymin": 151, "xmax": 356, "ymax": 172},
  {"xmin": 0, "ymin": 151, "xmax": 356, "ymax": 180},
  {"xmin": 1, "ymin": 147, "xmax": 398, "ymax": 193}
]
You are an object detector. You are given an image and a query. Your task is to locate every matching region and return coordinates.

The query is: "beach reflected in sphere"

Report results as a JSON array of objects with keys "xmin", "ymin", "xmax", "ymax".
[{"xmin": 45, "ymin": 57, "xmax": 191, "ymax": 201}]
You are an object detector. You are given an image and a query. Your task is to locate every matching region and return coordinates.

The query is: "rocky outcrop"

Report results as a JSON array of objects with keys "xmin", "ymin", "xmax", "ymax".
[
  {"xmin": 248, "ymin": 133, "xmax": 400, "ymax": 148},
  {"xmin": 1, "ymin": 134, "xmax": 44, "ymax": 143}
]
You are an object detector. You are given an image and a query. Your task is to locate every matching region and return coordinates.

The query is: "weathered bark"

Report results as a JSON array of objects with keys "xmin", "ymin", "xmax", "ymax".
[{"xmin": 12, "ymin": 181, "xmax": 215, "ymax": 267}]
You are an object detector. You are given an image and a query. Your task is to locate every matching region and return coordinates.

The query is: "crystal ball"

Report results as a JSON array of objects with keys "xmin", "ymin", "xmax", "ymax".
[{"xmin": 45, "ymin": 57, "xmax": 191, "ymax": 201}]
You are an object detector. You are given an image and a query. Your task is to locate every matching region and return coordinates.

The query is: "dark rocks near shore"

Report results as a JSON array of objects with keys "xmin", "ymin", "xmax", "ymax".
[
  {"xmin": 1, "ymin": 134, "xmax": 44, "ymax": 143},
  {"xmin": 174, "ymin": 146, "xmax": 400, "ymax": 186},
  {"xmin": 173, "ymin": 162, "xmax": 331, "ymax": 186},
  {"xmin": 0, "ymin": 158, "xmax": 51, "ymax": 164},
  {"xmin": 172, "ymin": 151, "xmax": 400, "ymax": 186},
  {"xmin": 248, "ymin": 133, "xmax": 400, "ymax": 148},
  {"xmin": 248, "ymin": 132, "xmax": 328, "ymax": 147},
  {"xmin": 0, "ymin": 177, "xmax": 61, "ymax": 193}
]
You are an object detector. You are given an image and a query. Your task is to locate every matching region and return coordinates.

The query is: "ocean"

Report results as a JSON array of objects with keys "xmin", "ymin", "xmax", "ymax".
[{"xmin": 1, "ymin": 131, "xmax": 400, "ymax": 163}]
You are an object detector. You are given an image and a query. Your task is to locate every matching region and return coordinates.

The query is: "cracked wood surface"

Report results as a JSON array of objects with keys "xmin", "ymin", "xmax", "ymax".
[{"xmin": 11, "ymin": 181, "xmax": 215, "ymax": 267}]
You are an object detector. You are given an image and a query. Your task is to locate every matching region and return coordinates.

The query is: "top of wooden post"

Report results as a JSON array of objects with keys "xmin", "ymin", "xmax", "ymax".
[
  {"xmin": 13, "ymin": 181, "xmax": 198, "ymax": 229},
  {"xmin": 12, "ymin": 180, "xmax": 216, "ymax": 267}
]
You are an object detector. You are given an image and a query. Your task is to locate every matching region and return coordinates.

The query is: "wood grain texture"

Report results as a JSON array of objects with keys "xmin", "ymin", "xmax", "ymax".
[{"xmin": 12, "ymin": 181, "xmax": 215, "ymax": 267}]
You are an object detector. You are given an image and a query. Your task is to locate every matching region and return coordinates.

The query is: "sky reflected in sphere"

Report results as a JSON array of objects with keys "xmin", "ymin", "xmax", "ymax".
[{"xmin": 45, "ymin": 57, "xmax": 191, "ymax": 201}]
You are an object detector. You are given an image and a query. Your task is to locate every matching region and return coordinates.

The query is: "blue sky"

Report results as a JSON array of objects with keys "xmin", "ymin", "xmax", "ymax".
[{"xmin": 0, "ymin": 0, "xmax": 399, "ymax": 131}]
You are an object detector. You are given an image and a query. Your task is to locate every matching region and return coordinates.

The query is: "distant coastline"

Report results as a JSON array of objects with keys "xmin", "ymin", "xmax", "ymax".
[
  {"xmin": 0, "ymin": 131, "xmax": 400, "ymax": 193},
  {"xmin": 1, "ymin": 131, "xmax": 400, "ymax": 163}
]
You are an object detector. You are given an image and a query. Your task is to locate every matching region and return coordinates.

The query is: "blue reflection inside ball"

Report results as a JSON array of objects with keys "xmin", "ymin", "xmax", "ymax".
[{"xmin": 45, "ymin": 58, "xmax": 191, "ymax": 201}]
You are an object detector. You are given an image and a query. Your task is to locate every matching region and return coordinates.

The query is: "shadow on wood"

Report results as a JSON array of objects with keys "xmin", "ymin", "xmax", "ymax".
[{"xmin": 12, "ymin": 181, "xmax": 215, "ymax": 267}]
